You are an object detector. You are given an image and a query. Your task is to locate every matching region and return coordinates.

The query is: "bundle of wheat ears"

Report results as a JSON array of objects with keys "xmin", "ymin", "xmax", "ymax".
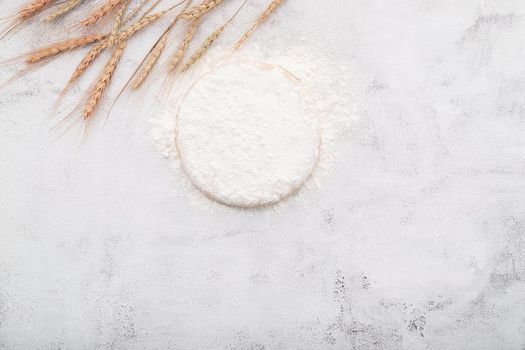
[{"xmin": 1, "ymin": 0, "xmax": 284, "ymax": 126}]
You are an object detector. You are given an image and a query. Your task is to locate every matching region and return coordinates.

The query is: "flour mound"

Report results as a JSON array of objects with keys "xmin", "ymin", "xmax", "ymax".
[{"xmin": 175, "ymin": 62, "xmax": 321, "ymax": 208}]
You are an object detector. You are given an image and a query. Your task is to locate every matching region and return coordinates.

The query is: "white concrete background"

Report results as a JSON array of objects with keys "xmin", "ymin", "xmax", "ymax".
[{"xmin": 1, "ymin": 0, "xmax": 525, "ymax": 349}]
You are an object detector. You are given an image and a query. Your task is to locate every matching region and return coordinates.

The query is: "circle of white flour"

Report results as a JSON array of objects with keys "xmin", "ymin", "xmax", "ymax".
[{"xmin": 175, "ymin": 62, "xmax": 321, "ymax": 208}]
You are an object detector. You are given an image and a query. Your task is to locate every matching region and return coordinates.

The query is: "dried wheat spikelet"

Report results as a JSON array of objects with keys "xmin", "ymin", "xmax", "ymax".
[
  {"xmin": 79, "ymin": 0, "xmax": 124, "ymax": 27},
  {"xmin": 70, "ymin": 3, "xmax": 183, "ymax": 89},
  {"xmin": 182, "ymin": 0, "xmax": 247, "ymax": 71},
  {"xmin": 83, "ymin": 41, "xmax": 127, "ymax": 121},
  {"xmin": 132, "ymin": 30, "xmax": 169, "ymax": 89},
  {"xmin": 4, "ymin": 0, "xmax": 285, "ymax": 126},
  {"xmin": 53, "ymin": 40, "xmax": 109, "ymax": 109},
  {"xmin": 235, "ymin": 0, "xmax": 284, "ymax": 50},
  {"xmin": 181, "ymin": 25, "xmax": 223, "ymax": 71},
  {"xmin": 70, "ymin": 40, "xmax": 110, "ymax": 84},
  {"xmin": 47, "ymin": 0, "xmax": 82, "ymax": 21},
  {"xmin": 168, "ymin": 19, "xmax": 200, "ymax": 71},
  {"xmin": 19, "ymin": 0, "xmax": 56, "ymax": 20},
  {"xmin": 130, "ymin": 1, "xmax": 191, "ymax": 89},
  {"xmin": 109, "ymin": 1, "xmax": 129, "ymax": 46},
  {"xmin": 120, "ymin": 9, "xmax": 170, "ymax": 41},
  {"xmin": 26, "ymin": 34, "xmax": 104, "ymax": 64},
  {"xmin": 181, "ymin": 0, "xmax": 223, "ymax": 20}
]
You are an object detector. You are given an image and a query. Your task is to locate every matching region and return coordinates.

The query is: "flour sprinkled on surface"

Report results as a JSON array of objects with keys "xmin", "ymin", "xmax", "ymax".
[{"xmin": 151, "ymin": 44, "xmax": 357, "ymax": 208}]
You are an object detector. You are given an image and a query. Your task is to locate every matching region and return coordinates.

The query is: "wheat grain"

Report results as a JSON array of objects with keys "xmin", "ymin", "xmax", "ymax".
[
  {"xmin": 80, "ymin": 0, "xmax": 124, "ymax": 27},
  {"xmin": 83, "ymin": 41, "xmax": 127, "ymax": 121},
  {"xmin": 168, "ymin": 19, "xmax": 200, "ymax": 71},
  {"xmin": 26, "ymin": 34, "xmax": 104, "ymax": 64},
  {"xmin": 234, "ymin": 0, "xmax": 284, "ymax": 50},
  {"xmin": 47, "ymin": 0, "xmax": 82, "ymax": 21}
]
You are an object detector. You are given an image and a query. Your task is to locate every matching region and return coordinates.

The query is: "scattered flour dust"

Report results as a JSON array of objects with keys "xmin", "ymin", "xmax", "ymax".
[{"xmin": 151, "ymin": 44, "xmax": 358, "ymax": 209}]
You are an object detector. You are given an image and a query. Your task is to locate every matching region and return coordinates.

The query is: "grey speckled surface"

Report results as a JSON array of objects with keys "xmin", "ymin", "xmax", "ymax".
[{"xmin": 1, "ymin": 0, "xmax": 525, "ymax": 349}]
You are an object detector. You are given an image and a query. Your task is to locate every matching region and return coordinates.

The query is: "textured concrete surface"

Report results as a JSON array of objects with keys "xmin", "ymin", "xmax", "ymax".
[{"xmin": 1, "ymin": 0, "xmax": 525, "ymax": 349}]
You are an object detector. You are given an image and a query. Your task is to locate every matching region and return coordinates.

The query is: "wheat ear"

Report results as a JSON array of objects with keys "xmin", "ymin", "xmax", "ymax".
[
  {"xmin": 0, "ymin": 0, "xmax": 55, "ymax": 40},
  {"xmin": 80, "ymin": 0, "xmax": 124, "ymax": 26},
  {"xmin": 131, "ymin": 31, "xmax": 169, "ymax": 89},
  {"xmin": 168, "ymin": 19, "xmax": 200, "ymax": 72},
  {"xmin": 119, "ymin": 9, "xmax": 170, "ymax": 41},
  {"xmin": 234, "ymin": 0, "xmax": 284, "ymax": 50},
  {"xmin": 109, "ymin": 1, "xmax": 129, "ymax": 46},
  {"xmin": 26, "ymin": 34, "xmax": 104, "ymax": 64},
  {"xmin": 131, "ymin": 3, "xmax": 192, "ymax": 89},
  {"xmin": 181, "ymin": 0, "xmax": 247, "ymax": 71},
  {"xmin": 70, "ymin": 40, "xmax": 109, "ymax": 84},
  {"xmin": 64, "ymin": 2, "xmax": 183, "ymax": 95},
  {"xmin": 47, "ymin": 0, "xmax": 82, "ymax": 21},
  {"xmin": 180, "ymin": 0, "xmax": 223, "ymax": 20},
  {"xmin": 83, "ymin": 41, "xmax": 127, "ymax": 121},
  {"xmin": 19, "ymin": 0, "xmax": 55, "ymax": 20},
  {"xmin": 180, "ymin": 26, "xmax": 223, "ymax": 71}
]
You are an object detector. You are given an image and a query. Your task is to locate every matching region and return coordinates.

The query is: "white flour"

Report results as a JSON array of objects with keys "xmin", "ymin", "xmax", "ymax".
[
  {"xmin": 151, "ymin": 43, "xmax": 357, "ymax": 208},
  {"xmin": 176, "ymin": 62, "xmax": 321, "ymax": 208}
]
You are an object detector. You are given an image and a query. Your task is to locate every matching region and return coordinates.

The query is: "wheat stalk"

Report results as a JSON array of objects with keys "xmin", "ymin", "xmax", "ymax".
[
  {"xmin": 80, "ymin": 0, "xmax": 124, "ymax": 27},
  {"xmin": 47, "ymin": 0, "xmax": 82, "ymax": 21},
  {"xmin": 26, "ymin": 34, "xmax": 104, "ymax": 64},
  {"xmin": 235, "ymin": 0, "xmax": 284, "ymax": 50},
  {"xmin": 181, "ymin": 0, "xmax": 223, "ymax": 20},
  {"xmin": 83, "ymin": 41, "xmax": 127, "ymax": 121},
  {"xmin": 168, "ymin": 19, "xmax": 200, "ymax": 71}
]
